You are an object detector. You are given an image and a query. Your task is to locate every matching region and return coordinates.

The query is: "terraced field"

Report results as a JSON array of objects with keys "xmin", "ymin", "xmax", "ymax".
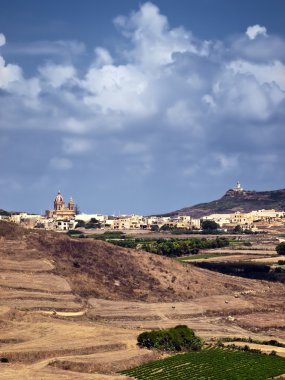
[
  {"xmin": 0, "ymin": 239, "xmax": 83, "ymax": 312},
  {"xmin": 120, "ymin": 348, "xmax": 285, "ymax": 380},
  {"xmin": 0, "ymin": 223, "xmax": 285, "ymax": 379}
]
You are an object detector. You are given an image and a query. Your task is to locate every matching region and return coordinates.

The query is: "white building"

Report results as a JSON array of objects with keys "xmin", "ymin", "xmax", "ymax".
[{"xmin": 75, "ymin": 213, "xmax": 107, "ymax": 223}]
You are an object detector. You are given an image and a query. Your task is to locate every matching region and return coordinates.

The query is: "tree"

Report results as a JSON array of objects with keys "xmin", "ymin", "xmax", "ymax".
[
  {"xmin": 75, "ymin": 204, "xmax": 80, "ymax": 215},
  {"xmin": 160, "ymin": 224, "xmax": 173, "ymax": 231},
  {"xmin": 85, "ymin": 218, "xmax": 101, "ymax": 229},
  {"xmin": 233, "ymin": 225, "xmax": 242, "ymax": 233},
  {"xmin": 276, "ymin": 242, "xmax": 285, "ymax": 255},
  {"xmin": 137, "ymin": 325, "xmax": 203, "ymax": 352},
  {"xmin": 201, "ymin": 220, "xmax": 220, "ymax": 231},
  {"xmin": 75, "ymin": 220, "xmax": 86, "ymax": 228}
]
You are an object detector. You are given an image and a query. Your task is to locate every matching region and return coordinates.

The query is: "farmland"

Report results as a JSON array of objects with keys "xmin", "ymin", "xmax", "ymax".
[
  {"xmin": 120, "ymin": 347, "xmax": 285, "ymax": 380},
  {"xmin": 0, "ymin": 222, "xmax": 285, "ymax": 378}
]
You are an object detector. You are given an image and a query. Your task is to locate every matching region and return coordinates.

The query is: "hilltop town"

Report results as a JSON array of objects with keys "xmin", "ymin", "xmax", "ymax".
[{"xmin": 2, "ymin": 182, "xmax": 285, "ymax": 234}]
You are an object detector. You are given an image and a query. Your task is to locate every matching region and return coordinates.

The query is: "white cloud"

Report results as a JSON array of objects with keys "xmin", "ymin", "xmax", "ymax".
[
  {"xmin": 62, "ymin": 137, "xmax": 92, "ymax": 154},
  {"xmin": 212, "ymin": 72, "xmax": 270, "ymax": 121},
  {"xmin": 94, "ymin": 47, "xmax": 113, "ymax": 67},
  {"xmin": 49, "ymin": 157, "xmax": 73, "ymax": 170},
  {"xmin": 0, "ymin": 2, "xmax": 285, "ymax": 191},
  {"xmin": 39, "ymin": 63, "xmax": 76, "ymax": 88},
  {"xmin": 0, "ymin": 33, "xmax": 6, "ymax": 47},
  {"xmin": 246, "ymin": 25, "xmax": 267, "ymax": 40},
  {"xmin": 82, "ymin": 64, "xmax": 153, "ymax": 116},
  {"xmin": 227, "ymin": 59, "xmax": 285, "ymax": 91},
  {"xmin": 114, "ymin": 2, "xmax": 208, "ymax": 67},
  {"xmin": 0, "ymin": 56, "xmax": 22, "ymax": 89}
]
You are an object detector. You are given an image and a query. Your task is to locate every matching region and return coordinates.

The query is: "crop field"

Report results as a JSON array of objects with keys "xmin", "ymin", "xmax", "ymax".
[{"xmin": 120, "ymin": 348, "xmax": 285, "ymax": 380}]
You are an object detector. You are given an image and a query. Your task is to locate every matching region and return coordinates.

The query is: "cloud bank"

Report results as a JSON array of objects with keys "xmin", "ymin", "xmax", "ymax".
[{"xmin": 0, "ymin": 2, "xmax": 285, "ymax": 212}]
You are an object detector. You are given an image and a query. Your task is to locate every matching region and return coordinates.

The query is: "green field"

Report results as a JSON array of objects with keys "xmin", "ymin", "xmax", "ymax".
[
  {"xmin": 119, "ymin": 348, "xmax": 285, "ymax": 380},
  {"xmin": 177, "ymin": 253, "xmax": 232, "ymax": 261}
]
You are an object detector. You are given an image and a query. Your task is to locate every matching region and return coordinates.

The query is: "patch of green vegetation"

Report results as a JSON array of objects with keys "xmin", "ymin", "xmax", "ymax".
[
  {"xmin": 67, "ymin": 229, "xmax": 84, "ymax": 236},
  {"xmin": 192, "ymin": 261, "xmax": 285, "ymax": 283},
  {"xmin": 137, "ymin": 325, "xmax": 203, "ymax": 352},
  {"xmin": 120, "ymin": 347, "xmax": 285, "ymax": 380},
  {"xmin": 276, "ymin": 242, "xmax": 285, "ymax": 255},
  {"xmin": 177, "ymin": 253, "xmax": 232, "ymax": 261},
  {"xmin": 220, "ymin": 337, "xmax": 285, "ymax": 349},
  {"xmin": 73, "ymin": 234, "xmax": 231, "ymax": 258},
  {"xmin": 140, "ymin": 237, "xmax": 230, "ymax": 258}
]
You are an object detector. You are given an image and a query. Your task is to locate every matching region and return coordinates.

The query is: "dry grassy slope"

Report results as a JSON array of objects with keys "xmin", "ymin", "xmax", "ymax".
[
  {"xmin": 1, "ymin": 222, "xmax": 285, "ymax": 380},
  {"xmin": 1, "ymin": 221, "xmax": 283, "ymax": 303}
]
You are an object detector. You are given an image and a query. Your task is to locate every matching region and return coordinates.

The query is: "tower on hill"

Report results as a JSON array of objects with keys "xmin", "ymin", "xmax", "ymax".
[
  {"xmin": 233, "ymin": 181, "xmax": 244, "ymax": 193},
  {"xmin": 46, "ymin": 191, "xmax": 75, "ymax": 220}
]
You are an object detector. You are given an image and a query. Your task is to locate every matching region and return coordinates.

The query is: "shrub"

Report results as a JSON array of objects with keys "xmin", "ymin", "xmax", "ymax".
[
  {"xmin": 201, "ymin": 220, "xmax": 220, "ymax": 232},
  {"xmin": 276, "ymin": 242, "xmax": 285, "ymax": 255},
  {"xmin": 0, "ymin": 357, "xmax": 9, "ymax": 363},
  {"xmin": 75, "ymin": 220, "xmax": 86, "ymax": 228},
  {"xmin": 137, "ymin": 325, "xmax": 203, "ymax": 352},
  {"xmin": 67, "ymin": 229, "xmax": 83, "ymax": 235}
]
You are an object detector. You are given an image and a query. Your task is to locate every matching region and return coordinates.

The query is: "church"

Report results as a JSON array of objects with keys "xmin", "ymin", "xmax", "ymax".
[{"xmin": 46, "ymin": 191, "xmax": 75, "ymax": 220}]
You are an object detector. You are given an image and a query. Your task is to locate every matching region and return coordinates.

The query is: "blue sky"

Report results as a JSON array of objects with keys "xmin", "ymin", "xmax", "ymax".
[{"xmin": 1, "ymin": 1, "xmax": 285, "ymax": 215}]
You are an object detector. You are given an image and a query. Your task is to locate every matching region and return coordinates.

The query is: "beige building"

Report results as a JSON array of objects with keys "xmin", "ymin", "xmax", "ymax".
[{"xmin": 230, "ymin": 212, "xmax": 254, "ymax": 225}]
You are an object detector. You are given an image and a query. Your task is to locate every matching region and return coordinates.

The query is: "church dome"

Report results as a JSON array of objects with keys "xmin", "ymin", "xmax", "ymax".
[{"xmin": 55, "ymin": 191, "xmax": 64, "ymax": 203}]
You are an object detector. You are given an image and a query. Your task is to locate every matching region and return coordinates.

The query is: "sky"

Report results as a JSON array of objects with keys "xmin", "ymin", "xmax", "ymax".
[{"xmin": 0, "ymin": 0, "xmax": 285, "ymax": 215}]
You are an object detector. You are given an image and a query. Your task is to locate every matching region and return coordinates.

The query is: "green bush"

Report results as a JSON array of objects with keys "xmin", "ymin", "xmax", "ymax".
[
  {"xmin": 201, "ymin": 220, "xmax": 220, "ymax": 231},
  {"xmin": 276, "ymin": 242, "xmax": 285, "ymax": 255},
  {"xmin": 137, "ymin": 325, "xmax": 203, "ymax": 352},
  {"xmin": 141, "ymin": 237, "xmax": 229, "ymax": 258},
  {"xmin": 75, "ymin": 220, "xmax": 86, "ymax": 228},
  {"xmin": 67, "ymin": 229, "xmax": 83, "ymax": 235}
]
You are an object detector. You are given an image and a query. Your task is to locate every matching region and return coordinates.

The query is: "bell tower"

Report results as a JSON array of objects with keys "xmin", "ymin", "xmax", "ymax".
[{"xmin": 68, "ymin": 197, "xmax": 75, "ymax": 211}]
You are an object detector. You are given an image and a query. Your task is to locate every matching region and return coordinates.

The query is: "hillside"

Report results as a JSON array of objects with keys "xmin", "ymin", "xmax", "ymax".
[
  {"xmin": 0, "ymin": 221, "xmax": 264, "ymax": 302},
  {"xmin": 170, "ymin": 187, "xmax": 285, "ymax": 218},
  {"xmin": 0, "ymin": 221, "xmax": 285, "ymax": 379},
  {"xmin": 0, "ymin": 208, "xmax": 10, "ymax": 216}
]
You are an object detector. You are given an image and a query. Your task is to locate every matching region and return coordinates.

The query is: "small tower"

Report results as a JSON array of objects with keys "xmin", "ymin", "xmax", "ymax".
[
  {"xmin": 234, "ymin": 181, "xmax": 243, "ymax": 192},
  {"xmin": 68, "ymin": 197, "xmax": 75, "ymax": 211},
  {"xmin": 54, "ymin": 191, "xmax": 64, "ymax": 211}
]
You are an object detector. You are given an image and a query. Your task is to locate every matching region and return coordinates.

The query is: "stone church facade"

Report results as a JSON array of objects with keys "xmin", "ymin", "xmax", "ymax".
[{"xmin": 46, "ymin": 191, "xmax": 75, "ymax": 220}]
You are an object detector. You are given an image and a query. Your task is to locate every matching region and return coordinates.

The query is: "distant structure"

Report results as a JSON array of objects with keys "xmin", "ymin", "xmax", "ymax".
[
  {"xmin": 46, "ymin": 191, "xmax": 75, "ymax": 220},
  {"xmin": 233, "ymin": 181, "xmax": 244, "ymax": 193}
]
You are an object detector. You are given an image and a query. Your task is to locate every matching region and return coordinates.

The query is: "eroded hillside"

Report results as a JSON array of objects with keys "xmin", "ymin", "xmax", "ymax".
[{"xmin": 0, "ymin": 221, "xmax": 281, "ymax": 303}]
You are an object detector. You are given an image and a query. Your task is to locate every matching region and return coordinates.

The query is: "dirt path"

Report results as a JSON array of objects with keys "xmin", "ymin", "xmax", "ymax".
[{"xmin": 35, "ymin": 309, "xmax": 87, "ymax": 317}]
